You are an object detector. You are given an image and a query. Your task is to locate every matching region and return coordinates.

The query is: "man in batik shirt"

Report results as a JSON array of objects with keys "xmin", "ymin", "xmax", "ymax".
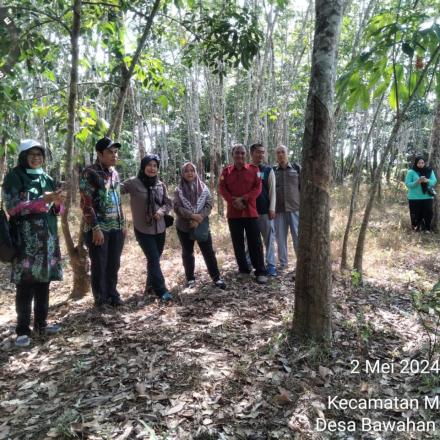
[{"xmin": 80, "ymin": 137, "xmax": 126, "ymax": 307}]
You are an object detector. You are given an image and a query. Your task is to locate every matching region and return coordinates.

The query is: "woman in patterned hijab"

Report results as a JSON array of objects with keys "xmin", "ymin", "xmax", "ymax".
[{"xmin": 173, "ymin": 162, "xmax": 226, "ymax": 290}]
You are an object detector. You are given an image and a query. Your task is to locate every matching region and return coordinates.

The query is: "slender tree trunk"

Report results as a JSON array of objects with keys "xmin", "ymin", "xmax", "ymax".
[
  {"xmin": 275, "ymin": 3, "xmax": 312, "ymax": 148},
  {"xmin": 386, "ymin": 145, "xmax": 398, "ymax": 183},
  {"xmin": 250, "ymin": 8, "xmax": 278, "ymax": 143},
  {"xmin": 353, "ymin": 45, "xmax": 440, "ymax": 277},
  {"xmin": 206, "ymin": 70, "xmax": 224, "ymax": 214},
  {"xmin": 429, "ymin": 101, "xmax": 440, "ymax": 231},
  {"xmin": 293, "ymin": 0, "xmax": 344, "ymax": 342},
  {"xmin": 106, "ymin": 0, "xmax": 161, "ymax": 137},
  {"xmin": 340, "ymin": 94, "xmax": 384, "ymax": 270},
  {"xmin": 61, "ymin": 0, "xmax": 90, "ymax": 299},
  {"xmin": 0, "ymin": 134, "xmax": 7, "ymax": 184},
  {"xmin": 129, "ymin": 84, "xmax": 146, "ymax": 159},
  {"xmin": 242, "ymin": 69, "xmax": 253, "ymax": 146},
  {"xmin": 187, "ymin": 69, "xmax": 204, "ymax": 177}
]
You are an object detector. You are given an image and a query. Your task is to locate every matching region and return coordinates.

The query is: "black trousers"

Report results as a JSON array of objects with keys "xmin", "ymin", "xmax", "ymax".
[
  {"xmin": 85, "ymin": 229, "xmax": 124, "ymax": 305},
  {"xmin": 135, "ymin": 229, "xmax": 168, "ymax": 296},
  {"xmin": 177, "ymin": 229, "xmax": 221, "ymax": 282},
  {"xmin": 228, "ymin": 218, "xmax": 267, "ymax": 276},
  {"xmin": 16, "ymin": 282, "xmax": 49, "ymax": 336},
  {"xmin": 409, "ymin": 199, "xmax": 433, "ymax": 231}
]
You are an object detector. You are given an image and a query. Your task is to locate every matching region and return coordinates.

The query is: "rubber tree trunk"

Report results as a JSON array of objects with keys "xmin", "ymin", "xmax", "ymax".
[
  {"xmin": 429, "ymin": 101, "xmax": 440, "ymax": 231},
  {"xmin": 61, "ymin": 0, "xmax": 90, "ymax": 299},
  {"xmin": 106, "ymin": 0, "xmax": 161, "ymax": 138},
  {"xmin": 293, "ymin": 0, "xmax": 344, "ymax": 342}
]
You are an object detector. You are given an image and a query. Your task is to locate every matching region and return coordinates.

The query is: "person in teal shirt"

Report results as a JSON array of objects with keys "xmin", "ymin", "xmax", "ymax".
[{"xmin": 405, "ymin": 155, "xmax": 437, "ymax": 232}]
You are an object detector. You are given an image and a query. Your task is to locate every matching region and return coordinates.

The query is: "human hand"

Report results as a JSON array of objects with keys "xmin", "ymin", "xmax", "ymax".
[
  {"xmin": 268, "ymin": 210, "xmax": 275, "ymax": 220},
  {"xmin": 153, "ymin": 212, "xmax": 162, "ymax": 220},
  {"xmin": 53, "ymin": 190, "xmax": 67, "ymax": 206},
  {"xmin": 122, "ymin": 228, "xmax": 128, "ymax": 238},
  {"xmin": 92, "ymin": 229, "xmax": 105, "ymax": 246},
  {"xmin": 191, "ymin": 213, "xmax": 203, "ymax": 223},
  {"xmin": 189, "ymin": 219, "xmax": 199, "ymax": 229},
  {"xmin": 232, "ymin": 197, "xmax": 245, "ymax": 210},
  {"xmin": 43, "ymin": 190, "xmax": 63, "ymax": 204}
]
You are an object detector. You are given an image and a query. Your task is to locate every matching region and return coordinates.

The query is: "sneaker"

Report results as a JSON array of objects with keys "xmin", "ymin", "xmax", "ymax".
[
  {"xmin": 256, "ymin": 275, "xmax": 268, "ymax": 284},
  {"xmin": 15, "ymin": 335, "xmax": 31, "ymax": 347},
  {"xmin": 161, "ymin": 291, "xmax": 173, "ymax": 302},
  {"xmin": 214, "ymin": 279, "xmax": 227, "ymax": 290},
  {"xmin": 267, "ymin": 266, "xmax": 277, "ymax": 277},
  {"xmin": 186, "ymin": 280, "xmax": 196, "ymax": 288},
  {"xmin": 237, "ymin": 271, "xmax": 252, "ymax": 280},
  {"xmin": 44, "ymin": 324, "xmax": 62, "ymax": 335}
]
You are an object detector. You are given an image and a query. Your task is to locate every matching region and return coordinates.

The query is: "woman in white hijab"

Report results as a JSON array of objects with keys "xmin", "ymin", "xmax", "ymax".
[{"xmin": 173, "ymin": 162, "xmax": 226, "ymax": 290}]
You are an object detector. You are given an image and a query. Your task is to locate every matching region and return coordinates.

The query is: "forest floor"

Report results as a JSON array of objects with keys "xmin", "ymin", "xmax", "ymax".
[{"xmin": 1, "ymin": 186, "xmax": 440, "ymax": 440}]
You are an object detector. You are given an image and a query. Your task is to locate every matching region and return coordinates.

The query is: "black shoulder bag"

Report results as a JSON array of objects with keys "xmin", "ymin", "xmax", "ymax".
[
  {"xmin": 161, "ymin": 183, "xmax": 174, "ymax": 228},
  {"xmin": 0, "ymin": 200, "xmax": 17, "ymax": 262}
]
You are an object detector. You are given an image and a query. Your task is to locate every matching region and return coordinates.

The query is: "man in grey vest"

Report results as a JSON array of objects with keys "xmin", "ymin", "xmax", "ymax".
[
  {"xmin": 249, "ymin": 143, "xmax": 277, "ymax": 276},
  {"xmin": 274, "ymin": 145, "xmax": 300, "ymax": 271}
]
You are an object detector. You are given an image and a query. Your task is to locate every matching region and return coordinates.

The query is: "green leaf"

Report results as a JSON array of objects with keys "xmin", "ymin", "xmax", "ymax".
[
  {"xmin": 368, "ymin": 69, "xmax": 382, "ymax": 89},
  {"xmin": 346, "ymin": 87, "xmax": 361, "ymax": 111},
  {"xmin": 155, "ymin": 95, "xmax": 169, "ymax": 109},
  {"xmin": 389, "ymin": 83, "xmax": 398, "ymax": 110},
  {"xmin": 408, "ymin": 71, "xmax": 418, "ymax": 94},
  {"xmin": 76, "ymin": 127, "xmax": 90, "ymax": 143},
  {"xmin": 359, "ymin": 85, "xmax": 370, "ymax": 110},
  {"xmin": 42, "ymin": 69, "xmax": 55, "ymax": 82},
  {"xmin": 399, "ymin": 82, "xmax": 409, "ymax": 103},
  {"xmin": 436, "ymin": 72, "xmax": 440, "ymax": 100},
  {"xmin": 373, "ymin": 82, "xmax": 388, "ymax": 98}
]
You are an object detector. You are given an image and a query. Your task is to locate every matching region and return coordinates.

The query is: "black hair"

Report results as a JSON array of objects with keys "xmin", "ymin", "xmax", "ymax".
[{"xmin": 249, "ymin": 143, "xmax": 264, "ymax": 153}]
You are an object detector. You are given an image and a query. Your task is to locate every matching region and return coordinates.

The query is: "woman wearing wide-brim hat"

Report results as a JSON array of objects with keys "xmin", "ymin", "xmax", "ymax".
[{"xmin": 2, "ymin": 139, "xmax": 64, "ymax": 347}]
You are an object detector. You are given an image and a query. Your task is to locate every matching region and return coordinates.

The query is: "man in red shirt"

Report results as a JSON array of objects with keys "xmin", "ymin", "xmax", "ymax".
[{"xmin": 219, "ymin": 144, "xmax": 268, "ymax": 284}]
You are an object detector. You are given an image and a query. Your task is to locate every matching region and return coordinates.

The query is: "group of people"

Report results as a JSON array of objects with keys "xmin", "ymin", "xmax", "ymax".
[
  {"xmin": 4, "ymin": 138, "xmax": 437, "ymax": 348},
  {"xmin": 2, "ymin": 137, "xmax": 301, "ymax": 347}
]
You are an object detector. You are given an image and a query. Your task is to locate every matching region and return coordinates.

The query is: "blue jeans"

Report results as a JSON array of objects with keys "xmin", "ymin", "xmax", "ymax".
[
  {"xmin": 257, "ymin": 214, "xmax": 276, "ymax": 269},
  {"xmin": 135, "ymin": 229, "xmax": 168, "ymax": 296},
  {"xmin": 245, "ymin": 214, "xmax": 277, "ymax": 269},
  {"xmin": 275, "ymin": 211, "xmax": 299, "ymax": 268}
]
